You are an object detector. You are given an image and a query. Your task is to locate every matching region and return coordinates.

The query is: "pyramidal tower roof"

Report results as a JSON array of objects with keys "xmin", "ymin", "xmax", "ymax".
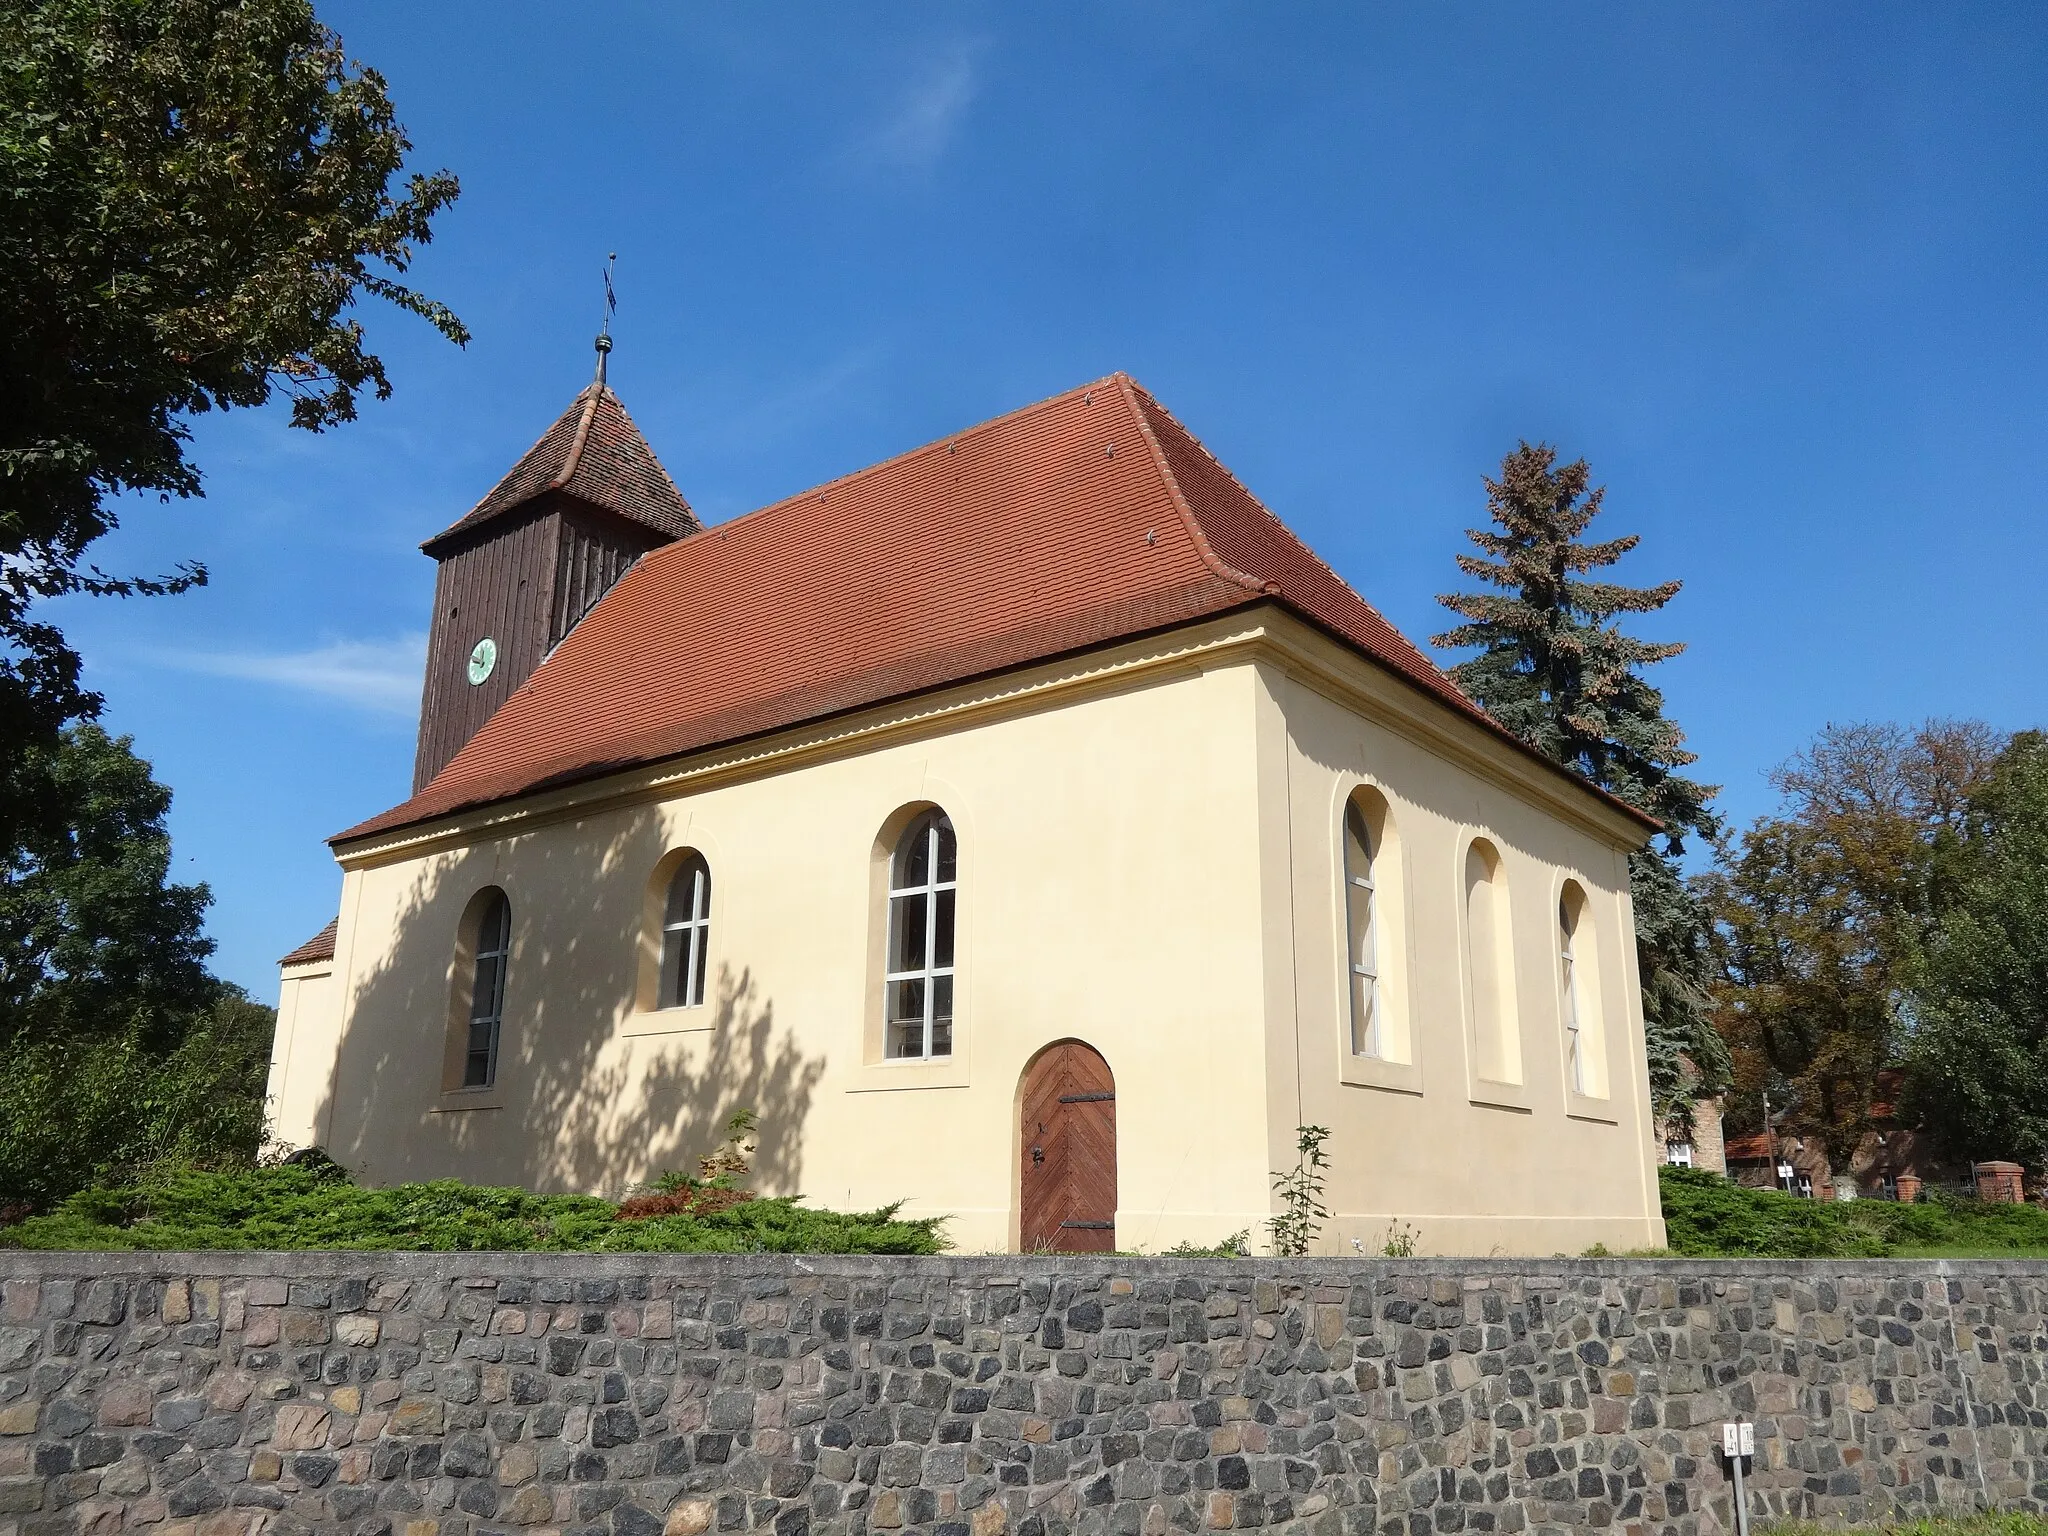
[{"xmin": 422, "ymin": 384, "xmax": 698, "ymax": 555}]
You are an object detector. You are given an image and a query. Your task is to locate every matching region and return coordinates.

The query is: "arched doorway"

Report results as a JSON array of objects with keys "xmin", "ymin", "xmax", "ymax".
[{"xmin": 1018, "ymin": 1041, "xmax": 1116, "ymax": 1252}]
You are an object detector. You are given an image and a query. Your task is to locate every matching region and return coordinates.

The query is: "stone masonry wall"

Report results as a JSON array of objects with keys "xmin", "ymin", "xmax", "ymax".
[{"xmin": 0, "ymin": 1253, "xmax": 2042, "ymax": 1536}]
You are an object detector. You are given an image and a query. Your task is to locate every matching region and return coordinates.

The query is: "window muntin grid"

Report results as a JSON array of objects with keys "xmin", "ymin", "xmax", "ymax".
[
  {"xmin": 1560, "ymin": 893, "xmax": 1585, "ymax": 1095},
  {"xmin": 885, "ymin": 811, "xmax": 956, "ymax": 1059},
  {"xmin": 464, "ymin": 892, "xmax": 511, "ymax": 1088},
  {"xmin": 1343, "ymin": 801, "xmax": 1381, "ymax": 1058},
  {"xmin": 660, "ymin": 854, "xmax": 712, "ymax": 1010}
]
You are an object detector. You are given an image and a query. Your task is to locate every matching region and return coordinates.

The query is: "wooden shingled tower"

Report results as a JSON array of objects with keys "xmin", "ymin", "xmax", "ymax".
[{"xmin": 412, "ymin": 380, "xmax": 698, "ymax": 791}]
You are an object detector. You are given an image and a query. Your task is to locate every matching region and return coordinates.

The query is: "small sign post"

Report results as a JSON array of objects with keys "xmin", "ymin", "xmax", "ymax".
[{"xmin": 1721, "ymin": 1421, "xmax": 1755, "ymax": 1536}]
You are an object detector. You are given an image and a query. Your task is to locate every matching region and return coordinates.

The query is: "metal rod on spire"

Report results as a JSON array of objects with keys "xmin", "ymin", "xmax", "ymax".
[{"xmin": 594, "ymin": 251, "xmax": 617, "ymax": 388}]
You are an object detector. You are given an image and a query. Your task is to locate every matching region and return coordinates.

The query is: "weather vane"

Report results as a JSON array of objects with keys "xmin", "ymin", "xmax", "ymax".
[{"xmin": 594, "ymin": 251, "xmax": 617, "ymax": 386}]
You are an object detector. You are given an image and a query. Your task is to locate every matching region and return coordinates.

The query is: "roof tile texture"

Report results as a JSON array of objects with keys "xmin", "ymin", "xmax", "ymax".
[
  {"xmin": 424, "ymin": 385, "xmax": 698, "ymax": 552},
  {"xmin": 342, "ymin": 375, "xmax": 1641, "ymax": 843},
  {"xmin": 279, "ymin": 917, "xmax": 338, "ymax": 967}
]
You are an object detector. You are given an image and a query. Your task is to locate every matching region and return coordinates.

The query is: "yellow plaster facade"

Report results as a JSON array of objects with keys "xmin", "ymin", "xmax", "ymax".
[{"xmin": 270, "ymin": 606, "xmax": 1667, "ymax": 1255}]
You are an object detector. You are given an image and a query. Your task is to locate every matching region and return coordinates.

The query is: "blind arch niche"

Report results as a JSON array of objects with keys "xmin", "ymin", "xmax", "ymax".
[{"xmin": 1462, "ymin": 839, "xmax": 1521, "ymax": 1089}]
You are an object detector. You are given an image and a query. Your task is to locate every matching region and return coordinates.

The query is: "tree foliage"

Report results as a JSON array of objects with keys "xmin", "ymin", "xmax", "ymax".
[
  {"xmin": 0, "ymin": 725, "xmax": 272, "ymax": 1209},
  {"xmin": 0, "ymin": 0, "xmax": 463, "ymax": 845},
  {"xmin": 1700, "ymin": 720, "xmax": 2003, "ymax": 1153},
  {"xmin": 0, "ymin": 723, "xmax": 214, "ymax": 1045},
  {"xmin": 1901, "ymin": 732, "xmax": 2048, "ymax": 1166},
  {"xmin": 1432, "ymin": 442, "xmax": 1724, "ymax": 1115}
]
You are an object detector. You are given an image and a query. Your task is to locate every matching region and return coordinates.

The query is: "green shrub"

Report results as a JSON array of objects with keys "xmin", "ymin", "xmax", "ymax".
[
  {"xmin": 1659, "ymin": 1166, "xmax": 1886, "ymax": 1258},
  {"xmin": 1660, "ymin": 1165, "xmax": 2048, "ymax": 1259},
  {"xmin": 0, "ymin": 1163, "xmax": 946, "ymax": 1255}
]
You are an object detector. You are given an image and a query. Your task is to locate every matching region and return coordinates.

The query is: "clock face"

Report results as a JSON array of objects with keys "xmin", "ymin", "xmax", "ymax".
[{"xmin": 467, "ymin": 637, "xmax": 497, "ymax": 686}]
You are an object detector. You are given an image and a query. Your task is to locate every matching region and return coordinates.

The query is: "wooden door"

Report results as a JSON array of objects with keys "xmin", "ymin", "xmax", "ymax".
[{"xmin": 1019, "ymin": 1042, "xmax": 1117, "ymax": 1252}]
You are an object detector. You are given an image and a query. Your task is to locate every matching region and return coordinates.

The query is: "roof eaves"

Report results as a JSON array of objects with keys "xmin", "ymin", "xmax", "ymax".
[
  {"xmin": 420, "ymin": 388, "xmax": 593, "ymax": 553},
  {"xmin": 278, "ymin": 916, "xmax": 338, "ymax": 967},
  {"xmin": 1252, "ymin": 595, "xmax": 1664, "ymax": 839}
]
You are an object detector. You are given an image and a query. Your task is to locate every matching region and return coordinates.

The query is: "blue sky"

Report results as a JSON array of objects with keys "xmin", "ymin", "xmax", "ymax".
[{"xmin": 54, "ymin": 4, "xmax": 2048, "ymax": 996}]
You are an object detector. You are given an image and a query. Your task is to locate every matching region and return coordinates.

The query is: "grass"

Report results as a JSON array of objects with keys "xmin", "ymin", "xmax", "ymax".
[
  {"xmin": 1659, "ymin": 1166, "xmax": 2048, "ymax": 1260},
  {"xmin": 1766, "ymin": 1517, "xmax": 2048, "ymax": 1536},
  {"xmin": 0, "ymin": 1162, "xmax": 947, "ymax": 1254}
]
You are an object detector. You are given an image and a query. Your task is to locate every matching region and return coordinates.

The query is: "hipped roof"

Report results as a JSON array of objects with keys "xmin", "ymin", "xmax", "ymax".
[
  {"xmin": 341, "ymin": 375, "xmax": 1657, "ymax": 845},
  {"xmin": 421, "ymin": 384, "xmax": 698, "ymax": 555}
]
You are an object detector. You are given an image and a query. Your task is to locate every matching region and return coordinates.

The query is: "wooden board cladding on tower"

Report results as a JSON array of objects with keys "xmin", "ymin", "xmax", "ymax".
[{"xmin": 412, "ymin": 493, "xmax": 676, "ymax": 793}]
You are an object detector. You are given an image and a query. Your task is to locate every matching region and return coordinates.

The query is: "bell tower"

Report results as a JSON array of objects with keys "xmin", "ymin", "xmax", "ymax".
[{"xmin": 412, "ymin": 364, "xmax": 697, "ymax": 790}]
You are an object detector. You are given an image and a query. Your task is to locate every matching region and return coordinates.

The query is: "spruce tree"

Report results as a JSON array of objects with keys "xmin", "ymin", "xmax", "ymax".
[{"xmin": 1432, "ymin": 443, "xmax": 1728, "ymax": 1117}]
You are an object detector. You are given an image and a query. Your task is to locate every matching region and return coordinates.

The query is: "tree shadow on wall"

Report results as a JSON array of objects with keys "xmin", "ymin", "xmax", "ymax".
[
  {"xmin": 298, "ymin": 826, "xmax": 825, "ymax": 1198},
  {"xmin": 539, "ymin": 963, "xmax": 823, "ymax": 1196}
]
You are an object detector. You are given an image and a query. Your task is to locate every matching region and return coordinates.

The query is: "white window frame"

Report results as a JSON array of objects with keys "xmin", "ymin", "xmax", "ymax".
[
  {"xmin": 884, "ymin": 812, "xmax": 956, "ymax": 1060},
  {"xmin": 659, "ymin": 854, "xmax": 712, "ymax": 1010},
  {"xmin": 1344, "ymin": 801, "xmax": 1381, "ymax": 1059},
  {"xmin": 1665, "ymin": 1141, "xmax": 1694, "ymax": 1168},
  {"xmin": 1560, "ymin": 895, "xmax": 1585, "ymax": 1095},
  {"xmin": 464, "ymin": 893, "xmax": 510, "ymax": 1088}
]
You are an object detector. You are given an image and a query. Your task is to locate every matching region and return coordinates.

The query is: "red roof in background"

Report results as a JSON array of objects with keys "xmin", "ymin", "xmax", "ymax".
[
  {"xmin": 422, "ymin": 384, "xmax": 698, "ymax": 554},
  {"xmin": 1723, "ymin": 1133, "xmax": 1775, "ymax": 1162},
  {"xmin": 279, "ymin": 917, "xmax": 338, "ymax": 967},
  {"xmin": 339, "ymin": 375, "xmax": 1659, "ymax": 845}
]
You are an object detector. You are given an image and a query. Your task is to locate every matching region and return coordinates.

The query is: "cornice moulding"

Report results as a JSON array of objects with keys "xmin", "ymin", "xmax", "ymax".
[{"xmin": 333, "ymin": 605, "xmax": 1643, "ymax": 870}]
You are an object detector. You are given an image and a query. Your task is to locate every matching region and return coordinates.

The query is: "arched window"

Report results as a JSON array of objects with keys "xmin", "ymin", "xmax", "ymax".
[
  {"xmin": 886, "ymin": 810, "xmax": 956, "ymax": 1059},
  {"xmin": 1557, "ymin": 880, "xmax": 1605, "ymax": 1098},
  {"xmin": 462, "ymin": 890, "xmax": 511, "ymax": 1088},
  {"xmin": 1343, "ymin": 800, "xmax": 1381, "ymax": 1058},
  {"xmin": 659, "ymin": 853, "xmax": 712, "ymax": 1010},
  {"xmin": 1464, "ymin": 839, "xmax": 1519, "ymax": 1085},
  {"xmin": 1559, "ymin": 890, "xmax": 1585, "ymax": 1095}
]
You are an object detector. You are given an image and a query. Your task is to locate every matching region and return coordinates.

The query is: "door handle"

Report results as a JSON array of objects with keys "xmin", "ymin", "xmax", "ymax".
[{"xmin": 1031, "ymin": 1146, "xmax": 1044, "ymax": 1166}]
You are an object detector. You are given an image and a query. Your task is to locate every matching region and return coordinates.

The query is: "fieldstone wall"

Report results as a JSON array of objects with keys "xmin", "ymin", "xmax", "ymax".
[{"xmin": 0, "ymin": 1253, "xmax": 2042, "ymax": 1536}]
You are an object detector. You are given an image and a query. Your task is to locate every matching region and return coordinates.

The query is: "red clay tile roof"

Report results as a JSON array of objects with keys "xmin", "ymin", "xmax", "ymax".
[
  {"xmin": 339, "ymin": 375, "xmax": 1660, "ymax": 845},
  {"xmin": 422, "ymin": 385, "xmax": 698, "ymax": 554},
  {"xmin": 279, "ymin": 917, "xmax": 338, "ymax": 967}
]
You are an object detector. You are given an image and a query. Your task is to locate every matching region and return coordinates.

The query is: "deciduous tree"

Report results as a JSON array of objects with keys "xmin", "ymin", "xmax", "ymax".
[
  {"xmin": 1701, "ymin": 719, "xmax": 2003, "ymax": 1152},
  {"xmin": 0, "ymin": 0, "xmax": 464, "ymax": 847},
  {"xmin": 1902, "ymin": 732, "xmax": 2048, "ymax": 1166},
  {"xmin": 0, "ymin": 725, "xmax": 272, "ymax": 1207}
]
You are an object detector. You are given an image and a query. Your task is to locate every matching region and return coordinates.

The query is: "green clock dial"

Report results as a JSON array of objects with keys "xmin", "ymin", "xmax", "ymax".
[{"xmin": 467, "ymin": 637, "xmax": 497, "ymax": 686}]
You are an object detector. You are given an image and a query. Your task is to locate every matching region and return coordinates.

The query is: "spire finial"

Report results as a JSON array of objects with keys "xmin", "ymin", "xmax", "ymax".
[{"xmin": 594, "ymin": 251, "xmax": 617, "ymax": 388}]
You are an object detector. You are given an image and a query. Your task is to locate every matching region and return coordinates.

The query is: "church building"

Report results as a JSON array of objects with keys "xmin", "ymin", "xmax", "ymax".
[{"xmin": 266, "ymin": 368, "xmax": 1669, "ymax": 1255}]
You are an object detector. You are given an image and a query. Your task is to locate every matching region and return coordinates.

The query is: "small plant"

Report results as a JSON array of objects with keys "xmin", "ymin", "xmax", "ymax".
[
  {"xmin": 628, "ymin": 1109, "xmax": 761, "ymax": 1219},
  {"xmin": 1267, "ymin": 1125, "xmax": 1332, "ymax": 1257},
  {"xmin": 1380, "ymin": 1218, "xmax": 1420, "ymax": 1258},
  {"xmin": 1163, "ymin": 1228, "xmax": 1251, "ymax": 1258}
]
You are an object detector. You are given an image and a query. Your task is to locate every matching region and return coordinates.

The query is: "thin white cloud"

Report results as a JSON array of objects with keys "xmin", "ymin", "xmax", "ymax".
[
  {"xmin": 153, "ymin": 634, "xmax": 426, "ymax": 717},
  {"xmin": 852, "ymin": 40, "xmax": 984, "ymax": 172}
]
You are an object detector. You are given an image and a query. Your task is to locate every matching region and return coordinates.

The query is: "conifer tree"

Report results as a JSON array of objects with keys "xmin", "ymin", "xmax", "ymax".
[{"xmin": 1433, "ymin": 443, "xmax": 1727, "ymax": 1116}]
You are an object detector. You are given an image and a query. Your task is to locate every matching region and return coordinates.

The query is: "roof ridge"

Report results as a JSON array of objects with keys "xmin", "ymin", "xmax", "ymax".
[
  {"xmin": 600, "ymin": 388, "xmax": 694, "ymax": 512},
  {"xmin": 634, "ymin": 372, "xmax": 1131, "ymax": 556},
  {"xmin": 1114, "ymin": 374, "xmax": 1268, "ymax": 598},
  {"xmin": 1128, "ymin": 381, "xmax": 1462, "ymax": 688},
  {"xmin": 543, "ymin": 385, "xmax": 604, "ymax": 494}
]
